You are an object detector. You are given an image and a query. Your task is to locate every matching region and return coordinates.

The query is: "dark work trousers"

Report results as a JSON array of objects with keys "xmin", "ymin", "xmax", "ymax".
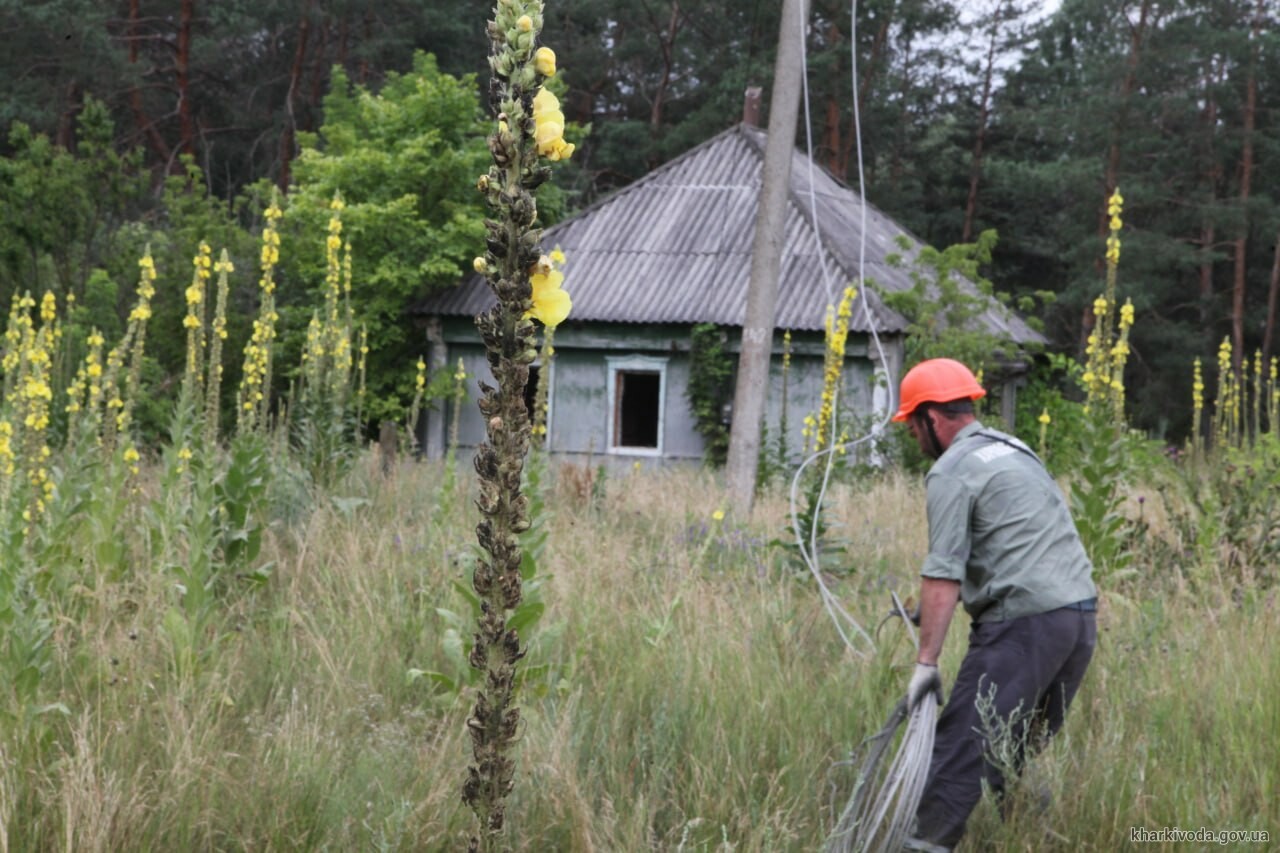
[{"xmin": 913, "ymin": 604, "xmax": 1097, "ymax": 847}]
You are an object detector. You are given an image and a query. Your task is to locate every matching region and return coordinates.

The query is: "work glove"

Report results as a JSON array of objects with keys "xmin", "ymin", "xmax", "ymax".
[{"xmin": 907, "ymin": 663, "xmax": 943, "ymax": 709}]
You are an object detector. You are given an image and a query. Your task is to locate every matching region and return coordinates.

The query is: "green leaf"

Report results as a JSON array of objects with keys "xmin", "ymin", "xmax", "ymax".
[{"xmin": 506, "ymin": 601, "xmax": 545, "ymax": 635}]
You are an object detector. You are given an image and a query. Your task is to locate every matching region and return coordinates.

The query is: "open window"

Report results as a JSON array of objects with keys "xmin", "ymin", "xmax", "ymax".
[{"xmin": 606, "ymin": 355, "xmax": 667, "ymax": 454}]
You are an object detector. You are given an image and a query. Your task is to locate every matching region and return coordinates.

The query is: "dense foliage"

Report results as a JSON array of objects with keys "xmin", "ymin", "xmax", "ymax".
[{"xmin": 2, "ymin": 0, "xmax": 1280, "ymax": 437}]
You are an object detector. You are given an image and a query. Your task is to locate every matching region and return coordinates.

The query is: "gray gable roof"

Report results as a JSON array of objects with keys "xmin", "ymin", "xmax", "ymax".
[{"xmin": 416, "ymin": 124, "xmax": 1044, "ymax": 343}]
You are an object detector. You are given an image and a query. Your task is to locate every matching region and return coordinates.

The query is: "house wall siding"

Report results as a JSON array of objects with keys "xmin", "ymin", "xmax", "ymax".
[{"xmin": 423, "ymin": 318, "xmax": 901, "ymax": 468}]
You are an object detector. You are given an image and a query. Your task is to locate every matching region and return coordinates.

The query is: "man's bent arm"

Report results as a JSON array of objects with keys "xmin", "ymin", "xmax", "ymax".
[{"xmin": 916, "ymin": 577, "xmax": 961, "ymax": 665}]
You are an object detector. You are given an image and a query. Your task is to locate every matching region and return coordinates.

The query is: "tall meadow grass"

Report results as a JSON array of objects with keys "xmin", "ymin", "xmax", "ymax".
[{"xmin": 2, "ymin": 457, "xmax": 1274, "ymax": 850}]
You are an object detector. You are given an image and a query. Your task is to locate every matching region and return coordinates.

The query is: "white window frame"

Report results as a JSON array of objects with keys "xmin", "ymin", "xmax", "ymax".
[{"xmin": 605, "ymin": 355, "xmax": 668, "ymax": 456}]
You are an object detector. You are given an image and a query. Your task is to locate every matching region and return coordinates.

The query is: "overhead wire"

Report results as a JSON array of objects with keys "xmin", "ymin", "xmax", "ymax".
[
  {"xmin": 788, "ymin": 1, "xmax": 937, "ymax": 847},
  {"xmin": 787, "ymin": 0, "xmax": 894, "ymax": 658}
]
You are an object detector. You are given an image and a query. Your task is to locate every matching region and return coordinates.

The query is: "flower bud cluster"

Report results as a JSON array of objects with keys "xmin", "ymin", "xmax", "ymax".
[
  {"xmin": 238, "ymin": 194, "xmax": 285, "ymax": 433},
  {"xmin": 1081, "ymin": 189, "xmax": 1134, "ymax": 423}
]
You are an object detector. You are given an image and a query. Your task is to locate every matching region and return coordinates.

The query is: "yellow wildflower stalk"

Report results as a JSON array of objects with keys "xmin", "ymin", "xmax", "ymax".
[
  {"xmin": 205, "ymin": 250, "xmax": 233, "ymax": 447},
  {"xmin": 237, "ymin": 195, "xmax": 283, "ymax": 433},
  {"xmin": 1269, "ymin": 357, "xmax": 1278, "ymax": 438},
  {"xmin": 64, "ymin": 329, "xmax": 106, "ymax": 451},
  {"xmin": 16, "ymin": 294, "xmax": 56, "ymax": 524},
  {"xmin": 182, "ymin": 241, "xmax": 212, "ymax": 398},
  {"xmin": 99, "ymin": 341, "xmax": 128, "ymax": 453},
  {"xmin": 1082, "ymin": 189, "xmax": 1133, "ymax": 425},
  {"xmin": 116, "ymin": 248, "xmax": 158, "ymax": 447},
  {"xmin": 1213, "ymin": 336, "xmax": 1233, "ymax": 449},
  {"xmin": 1190, "ymin": 357, "xmax": 1204, "ymax": 456},
  {"xmin": 531, "ymin": 327, "xmax": 554, "ymax": 446},
  {"xmin": 407, "ymin": 356, "xmax": 428, "ymax": 450},
  {"xmin": 1, "ymin": 292, "xmax": 35, "ymax": 407},
  {"xmin": 814, "ymin": 285, "xmax": 857, "ymax": 452},
  {"xmin": 449, "ymin": 356, "xmax": 467, "ymax": 458},
  {"xmin": 464, "ymin": 1, "xmax": 573, "ymax": 846},
  {"xmin": 1252, "ymin": 349, "xmax": 1262, "ymax": 442},
  {"xmin": 355, "ymin": 324, "xmax": 368, "ymax": 429}
]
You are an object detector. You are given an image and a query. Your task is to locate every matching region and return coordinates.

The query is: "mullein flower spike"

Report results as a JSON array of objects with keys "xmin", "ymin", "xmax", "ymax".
[
  {"xmin": 1081, "ymin": 188, "xmax": 1133, "ymax": 423},
  {"xmin": 463, "ymin": 2, "xmax": 572, "ymax": 848}
]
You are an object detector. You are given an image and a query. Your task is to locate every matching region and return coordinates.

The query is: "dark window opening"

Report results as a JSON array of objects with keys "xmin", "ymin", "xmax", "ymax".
[{"xmin": 615, "ymin": 370, "xmax": 660, "ymax": 448}]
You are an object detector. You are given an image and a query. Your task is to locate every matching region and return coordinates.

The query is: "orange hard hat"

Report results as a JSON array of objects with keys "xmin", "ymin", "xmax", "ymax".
[{"xmin": 892, "ymin": 358, "xmax": 986, "ymax": 422}]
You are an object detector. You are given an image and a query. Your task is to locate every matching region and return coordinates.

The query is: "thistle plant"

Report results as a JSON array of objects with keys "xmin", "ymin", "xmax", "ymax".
[{"xmin": 462, "ymin": 2, "xmax": 573, "ymax": 848}]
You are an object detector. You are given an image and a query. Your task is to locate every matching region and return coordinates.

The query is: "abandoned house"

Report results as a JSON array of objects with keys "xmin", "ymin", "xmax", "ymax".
[{"xmin": 410, "ymin": 120, "xmax": 1044, "ymax": 466}]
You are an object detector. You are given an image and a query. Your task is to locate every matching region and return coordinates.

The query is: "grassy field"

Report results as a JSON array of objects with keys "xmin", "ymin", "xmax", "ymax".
[{"xmin": 1, "ymin": 453, "xmax": 1276, "ymax": 851}]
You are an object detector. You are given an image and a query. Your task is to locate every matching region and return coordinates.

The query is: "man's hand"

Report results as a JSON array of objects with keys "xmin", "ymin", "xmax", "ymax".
[{"xmin": 907, "ymin": 662, "xmax": 943, "ymax": 708}]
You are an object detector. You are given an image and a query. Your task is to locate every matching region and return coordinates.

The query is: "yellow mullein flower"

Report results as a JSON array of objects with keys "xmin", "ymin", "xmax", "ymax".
[
  {"xmin": 531, "ymin": 88, "xmax": 575, "ymax": 161},
  {"xmin": 525, "ymin": 251, "xmax": 572, "ymax": 327},
  {"xmin": 1107, "ymin": 190, "xmax": 1124, "ymax": 216},
  {"xmin": 534, "ymin": 46, "xmax": 556, "ymax": 77},
  {"xmin": 1119, "ymin": 299, "xmax": 1134, "ymax": 329}
]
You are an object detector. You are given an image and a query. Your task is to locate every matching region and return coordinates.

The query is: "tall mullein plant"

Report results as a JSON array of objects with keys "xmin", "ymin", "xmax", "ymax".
[
  {"xmin": 1071, "ymin": 189, "xmax": 1135, "ymax": 580},
  {"xmin": 464, "ymin": 2, "xmax": 572, "ymax": 849}
]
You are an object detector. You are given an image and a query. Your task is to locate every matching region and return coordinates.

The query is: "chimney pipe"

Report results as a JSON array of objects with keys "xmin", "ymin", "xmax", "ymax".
[{"xmin": 742, "ymin": 86, "xmax": 762, "ymax": 127}]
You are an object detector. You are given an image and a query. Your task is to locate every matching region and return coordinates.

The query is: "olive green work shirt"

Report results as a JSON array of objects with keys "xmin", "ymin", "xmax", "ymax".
[{"xmin": 921, "ymin": 421, "xmax": 1097, "ymax": 623}]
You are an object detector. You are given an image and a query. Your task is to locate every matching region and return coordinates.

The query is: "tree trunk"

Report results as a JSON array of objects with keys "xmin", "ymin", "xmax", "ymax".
[
  {"xmin": 823, "ymin": 90, "xmax": 843, "ymax": 175},
  {"xmin": 649, "ymin": 1, "xmax": 684, "ymax": 164},
  {"xmin": 279, "ymin": 1, "xmax": 314, "ymax": 190},
  {"xmin": 308, "ymin": 15, "xmax": 330, "ymax": 131},
  {"xmin": 1263, "ymin": 233, "xmax": 1280, "ymax": 366},
  {"xmin": 1198, "ymin": 60, "xmax": 1224, "ymax": 346},
  {"xmin": 127, "ymin": 0, "xmax": 171, "ymax": 164},
  {"xmin": 962, "ymin": 8, "xmax": 1000, "ymax": 243},
  {"xmin": 175, "ymin": 0, "xmax": 196, "ymax": 162},
  {"xmin": 1082, "ymin": 0, "xmax": 1151, "ymax": 354},
  {"xmin": 819, "ymin": 20, "xmax": 845, "ymax": 176},
  {"xmin": 1230, "ymin": 2, "xmax": 1261, "ymax": 373}
]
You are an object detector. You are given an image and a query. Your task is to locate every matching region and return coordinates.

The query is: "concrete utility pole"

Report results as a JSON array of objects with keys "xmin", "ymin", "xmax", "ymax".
[{"xmin": 725, "ymin": 0, "xmax": 810, "ymax": 515}]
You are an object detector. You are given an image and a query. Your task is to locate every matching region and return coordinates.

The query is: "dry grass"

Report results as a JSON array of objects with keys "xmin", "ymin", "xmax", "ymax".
[{"xmin": 2, "ymin": 455, "xmax": 1276, "ymax": 850}]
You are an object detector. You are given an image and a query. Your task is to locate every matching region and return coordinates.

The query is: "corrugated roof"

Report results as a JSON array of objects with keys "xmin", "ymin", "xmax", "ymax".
[{"xmin": 414, "ymin": 124, "xmax": 1044, "ymax": 343}]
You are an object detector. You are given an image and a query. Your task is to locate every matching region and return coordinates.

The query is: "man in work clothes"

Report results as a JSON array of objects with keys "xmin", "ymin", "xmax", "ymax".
[{"xmin": 895, "ymin": 358, "xmax": 1098, "ymax": 852}]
